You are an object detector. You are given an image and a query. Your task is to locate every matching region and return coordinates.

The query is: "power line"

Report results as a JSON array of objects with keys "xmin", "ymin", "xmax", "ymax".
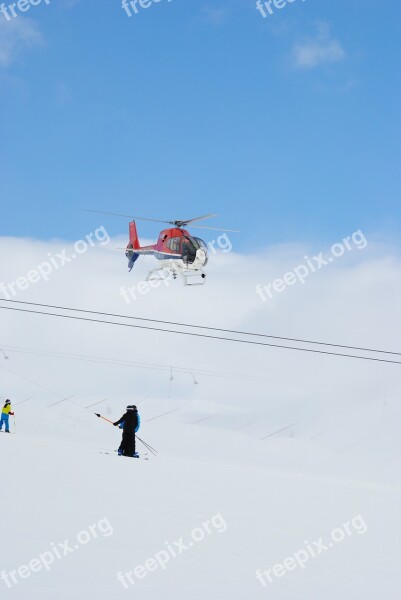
[
  {"xmin": 1, "ymin": 298, "xmax": 399, "ymax": 357},
  {"xmin": 1, "ymin": 304, "xmax": 401, "ymax": 366}
]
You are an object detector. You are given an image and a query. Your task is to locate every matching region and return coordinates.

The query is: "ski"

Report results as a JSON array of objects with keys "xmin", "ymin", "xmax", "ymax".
[{"xmin": 99, "ymin": 451, "xmax": 149, "ymax": 460}]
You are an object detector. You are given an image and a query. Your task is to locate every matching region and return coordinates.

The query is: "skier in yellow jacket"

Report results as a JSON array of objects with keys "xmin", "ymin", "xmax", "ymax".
[{"xmin": 0, "ymin": 400, "xmax": 14, "ymax": 433}]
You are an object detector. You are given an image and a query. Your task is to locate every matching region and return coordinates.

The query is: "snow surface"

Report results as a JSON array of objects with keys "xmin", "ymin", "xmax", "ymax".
[{"xmin": 1, "ymin": 394, "xmax": 401, "ymax": 600}]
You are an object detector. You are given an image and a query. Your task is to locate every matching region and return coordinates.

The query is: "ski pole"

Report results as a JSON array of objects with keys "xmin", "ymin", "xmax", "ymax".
[
  {"xmin": 137, "ymin": 435, "xmax": 158, "ymax": 455},
  {"xmin": 136, "ymin": 434, "xmax": 155, "ymax": 451},
  {"xmin": 136, "ymin": 436, "xmax": 158, "ymax": 456},
  {"xmin": 138, "ymin": 436, "xmax": 158, "ymax": 453},
  {"xmin": 13, "ymin": 415, "xmax": 16, "ymax": 434},
  {"xmin": 138, "ymin": 438, "xmax": 157, "ymax": 457}
]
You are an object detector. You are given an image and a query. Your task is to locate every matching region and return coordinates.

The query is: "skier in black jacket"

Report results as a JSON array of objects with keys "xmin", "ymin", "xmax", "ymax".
[{"xmin": 114, "ymin": 405, "xmax": 140, "ymax": 457}]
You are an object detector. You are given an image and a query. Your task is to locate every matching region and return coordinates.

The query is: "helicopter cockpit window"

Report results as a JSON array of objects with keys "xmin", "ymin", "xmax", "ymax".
[
  {"xmin": 193, "ymin": 238, "xmax": 208, "ymax": 253},
  {"xmin": 186, "ymin": 237, "xmax": 200, "ymax": 250},
  {"xmin": 181, "ymin": 236, "xmax": 205, "ymax": 264},
  {"xmin": 167, "ymin": 237, "xmax": 181, "ymax": 254}
]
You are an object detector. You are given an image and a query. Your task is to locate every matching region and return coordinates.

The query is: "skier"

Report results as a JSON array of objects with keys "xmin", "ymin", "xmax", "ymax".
[
  {"xmin": 113, "ymin": 405, "xmax": 141, "ymax": 458},
  {"xmin": 0, "ymin": 399, "xmax": 14, "ymax": 433}
]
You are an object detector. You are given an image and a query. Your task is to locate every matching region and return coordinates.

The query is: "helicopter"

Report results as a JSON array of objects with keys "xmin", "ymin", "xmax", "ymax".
[{"xmin": 85, "ymin": 211, "xmax": 239, "ymax": 286}]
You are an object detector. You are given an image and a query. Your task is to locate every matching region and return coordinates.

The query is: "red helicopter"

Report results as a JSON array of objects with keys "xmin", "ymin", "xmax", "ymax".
[{"xmin": 86, "ymin": 211, "xmax": 239, "ymax": 286}]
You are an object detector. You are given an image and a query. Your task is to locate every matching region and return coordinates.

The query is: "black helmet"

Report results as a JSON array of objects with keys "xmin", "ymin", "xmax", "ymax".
[
  {"xmin": 5, "ymin": 399, "xmax": 11, "ymax": 405},
  {"xmin": 126, "ymin": 405, "xmax": 137, "ymax": 411}
]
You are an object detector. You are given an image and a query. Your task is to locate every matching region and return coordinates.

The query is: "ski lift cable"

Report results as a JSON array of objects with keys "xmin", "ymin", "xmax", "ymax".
[
  {"xmin": 0, "ymin": 305, "xmax": 401, "ymax": 366},
  {"xmin": 0, "ymin": 344, "xmax": 270, "ymax": 383},
  {"xmin": 1, "ymin": 298, "xmax": 399, "ymax": 358},
  {"xmin": 0, "ymin": 361, "xmax": 67, "ymax": 398}
]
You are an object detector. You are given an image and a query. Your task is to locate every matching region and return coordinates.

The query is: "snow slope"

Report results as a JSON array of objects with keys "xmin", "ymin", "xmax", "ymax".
[{"xmin": 1, "ymin": 395, "xmax": 401, "ymax": 600}]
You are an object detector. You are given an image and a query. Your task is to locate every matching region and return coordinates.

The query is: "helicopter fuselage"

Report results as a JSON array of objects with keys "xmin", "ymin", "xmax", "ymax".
[{"xmin": 125, "ymin": 222, "xmax": 209, "ymax": 276}]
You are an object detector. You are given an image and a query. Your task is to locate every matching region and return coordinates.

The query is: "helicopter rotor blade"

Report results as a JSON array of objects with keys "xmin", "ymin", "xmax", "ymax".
[
  {"xmin": 83, "ymin": 210, "xmax": 172, "ymax": 225},
  {"xmin": 178, "ymin": 213, "xmax": 218, "ymax": 226},
  {"xmin": 189, "ymin": 225, "xmax": 241, "ymax": 233},
  {"xmin": 84, "ymin": 210, "xmax": 239, "ymax": 232}
]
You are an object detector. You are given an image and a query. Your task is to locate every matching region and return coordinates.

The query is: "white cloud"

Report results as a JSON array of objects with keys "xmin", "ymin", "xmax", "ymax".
[
  {"xmin": 293, "ymin": 23, "xmax": 346, "ymax": 70},
  {"xmin": 0, "ymin": 17, "xmax": 43, "ymax": 67},
  {"xmin": 0, "ymin": 231, "xmax": 400, "ymax": 411}
]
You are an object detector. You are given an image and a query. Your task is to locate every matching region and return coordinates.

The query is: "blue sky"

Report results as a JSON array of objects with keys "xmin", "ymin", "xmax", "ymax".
[{"xmin": 0, "ymin": 0, "xmax": 400, "ymax": 251}]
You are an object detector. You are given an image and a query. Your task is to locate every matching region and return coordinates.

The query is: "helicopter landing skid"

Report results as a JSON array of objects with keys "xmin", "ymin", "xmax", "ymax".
[
  {"xmin": 181, "ymin": 270, "xmax": 207, "ymax": 286},
  {"xmin": 146, "ymin": 266, "xmax": 206, "ymax": 286},
  {"xmin": 146, "ymin": 267, "xmax": 172, "ymax": 282}
]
